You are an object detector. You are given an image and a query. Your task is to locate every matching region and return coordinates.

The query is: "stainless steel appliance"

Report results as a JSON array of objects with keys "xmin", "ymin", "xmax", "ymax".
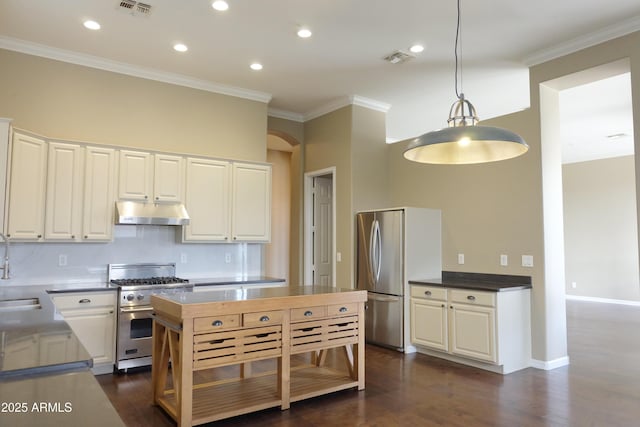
[
  {"xmin": 108, "ymin": 263, "xmax": 193, "ymax": 370},
  {"xmin": 356, "ymin": 208, "xmax": 441, "ymax": 351}
]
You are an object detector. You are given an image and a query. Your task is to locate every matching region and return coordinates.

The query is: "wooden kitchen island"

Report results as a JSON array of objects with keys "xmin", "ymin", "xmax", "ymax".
[{"xmin": 150, "ymin": 286, "xmax": 367, "ymax": 427}]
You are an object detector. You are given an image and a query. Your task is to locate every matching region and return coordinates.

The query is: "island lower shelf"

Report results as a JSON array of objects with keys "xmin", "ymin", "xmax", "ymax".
[{"xmin": 150, "ymin": 286, "xmax": 367, "ymax": 427}]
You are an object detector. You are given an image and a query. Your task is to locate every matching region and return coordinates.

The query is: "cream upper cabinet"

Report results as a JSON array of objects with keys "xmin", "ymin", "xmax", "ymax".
[
  {"xmin": 153, "ymin": 153, "xmax": 184, "ymax": 203},
  {"xmin": 6, "ymin": 132, "xmax": 47, "ymax": 240},
  {"xmin": 83, "ymin": 146, "xmax": 116, "ymax": 241},
  {"xmin": 118, "ymin": 149, "xmax": 153, "ymax": 201},
  {"xmin": 183, "ymin": 158, "xmax": 231, "ymax": 242},
  {"xmin": 45, "ymin": 141, "xmax": 84, "ymax": 241},
  {"xmin": 231, "ymin": 162, "xmax": 271, "ymax": 242}
]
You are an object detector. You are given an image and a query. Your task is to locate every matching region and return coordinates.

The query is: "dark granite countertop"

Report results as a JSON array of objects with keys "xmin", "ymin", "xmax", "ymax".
[{"xmin": 409, "ymin": 271, "xmax": 532, "ymax": 292}]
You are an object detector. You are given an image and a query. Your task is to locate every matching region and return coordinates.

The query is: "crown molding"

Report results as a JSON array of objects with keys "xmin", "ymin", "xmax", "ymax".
[
  {"xmin": 0, "ymin": 36, "xmax": 272, "ymax": 104},
  {"xmin": 267, "ymin": 108, "xmax": 304, "ymax": 122},
  {"xmin": 304, "ymin": 95, "xmax": 391, "ymax": 122},
  {"xmin": 524, "ymin": 14, "xmax": 640, "ymax": 66}
]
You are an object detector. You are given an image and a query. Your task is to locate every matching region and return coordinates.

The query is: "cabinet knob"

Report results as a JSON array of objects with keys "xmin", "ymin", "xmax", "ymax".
[
  {"xmin": 260, "ymin": 315, "xmax": 270, "ymax": 322},
  {"xmin": 144, "ymin": 195, "xmax": 148, "ymax": 199},
  {"xmin": 233, "ymin": 237, "xmax": 237, "ymax": 240},
  {"xmin": 424, "ymin": 290, "xmax": 432, "ymax": 296},
  {"xmin": 304, "ymin": 310, "xmax": 313, "ymax": 317},
  {"xmin": 155, "ymin": 197, "xmax": 159, "ymax": 200},
  {"xmin": 467, "ymin": 295, "xmax": 476, "ymax": 301},
  {"xmin": 450, "ymin": 306, "xmax": 453, "ymax": 309},
  {"xmin": 339, "ymin": 307, "xmax": 348, "ymax": 313},
  {"xmin": 212, "ymin": 320, "xmax": 223, "ymax": 326},
  {"xmin": 71, "ymin": 235, "xmax": 75, "ymax": 239},
  {"xmin": 37, "ymin": 234, "xmax": 42, "ymax": 238},
  {"xmin": 84, "ymin": 235, "xmax": 88, "ymax": 239},
  {"xmin": 79, "ymin": 298, "xmax": 91, "ymax": 304},
  {"xmin": 441, "ymin": 304, "xmax": 445, "ymax": 308}
]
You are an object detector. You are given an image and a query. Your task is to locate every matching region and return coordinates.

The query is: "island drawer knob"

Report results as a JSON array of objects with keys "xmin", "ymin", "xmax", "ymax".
[
  {"xmin": 304, "ymin": 310, "xmax": 313, "ymax": 317},
  {"xmin": 425, "ymin": 290, "xmax": 432, "ymax": 296},
  {"xmin": 467, "ymin": 295, "xmax": 476, "ymax": 301},
  {"xmin": 339, "ymin": 307, "xmax": 348, "ymax": 313},
  {"xmin": 212, "ymin": 320, "xmax": 223, "ymax": 326},
  {"xmin": 79, "ymin": 298, "xmax": 91, "ymax": 304},
  {"xmin": 260, "ymin": 315, "xmax": 270, "ymax": 322}
]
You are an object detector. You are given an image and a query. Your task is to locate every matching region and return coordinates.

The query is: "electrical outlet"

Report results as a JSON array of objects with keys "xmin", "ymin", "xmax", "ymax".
[
  {"xmin": 336, "ymin": 252, "xmax": 342, "ymax": 262},
  {"xmin": 180, "ymin": 253, "xmax": 187, "ymax": 264},
  {"xmin": 58, "ymin": 254, "xmax": 67, "ymax": 267},
  {"xmin": 500, "ymin": 254, "xmax": 508, "ymax": 266},
  {"xmin": 457, "ymin": 253, "xmax": 465, "ymax": 265},
  {"xmin": 522, "ymin": 255, "xmax": 534, "ymax": 267},
  {"xmin": 571, "ymin": 282, "xmax": 577, "ymax": 289},
  {"xmin": 225, "ymin": 253, "xmax": 232, "ymax": 263}
]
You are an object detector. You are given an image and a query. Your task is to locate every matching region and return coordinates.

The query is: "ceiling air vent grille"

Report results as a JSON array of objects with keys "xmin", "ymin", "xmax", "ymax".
[
  {"xmin": 383, "ymin": 50, "xmax": 414, "ymax": 65},
  {"xmin": 118, "ymin": 0, "xmax": 152, "ymax": 16}
]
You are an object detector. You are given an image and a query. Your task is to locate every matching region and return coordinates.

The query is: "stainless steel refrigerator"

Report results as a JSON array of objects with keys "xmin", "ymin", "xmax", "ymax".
[{"xmin": 356, "ymin": 208, "xmax": 441, "ymax": 351}]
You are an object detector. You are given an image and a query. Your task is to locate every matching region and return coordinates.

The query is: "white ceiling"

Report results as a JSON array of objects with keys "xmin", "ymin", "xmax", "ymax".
[{"xmin": 1, "ymin": 0, "xmax": 639, "ymax": 147}]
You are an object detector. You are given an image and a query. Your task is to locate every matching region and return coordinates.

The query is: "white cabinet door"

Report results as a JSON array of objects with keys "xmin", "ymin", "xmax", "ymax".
[
  {"xmin": 231, "ymin": 162, "xmax": 271, "ymax": 242},
  {"xmin": 83, "ymin": 146, "xmax": 116, "ymax": 241},
  {"xmin": 449, "ymin": 303, "xmax": 497, "ymax": 363},
  {"xmin": 61, "ymin": 308, "xmax": 116, "ymax": 367},
  {"xmin": 39, "ymin": 332, "xmax": 78, "ymax": 365},
  {"xmin": 154, "ymin": 154, "xmax": 184, "ymax": 203},
  {"xmin": 45, "ymin": 142, "xmax": 84, "ymax": 241},
  {"xmin": 183, "ymin": 158, "xmax": 231, "ymax": 241},
  {"xmin": 118, "ymin": 149, "xmax": 152, "ymax": 201},
  {"xmin": 6, "ymin": 132, "xmax": 47, "ymax": 240},
  {"xmin": 411, "ymin": 298, "xmax": 448, "ymax": 351}
]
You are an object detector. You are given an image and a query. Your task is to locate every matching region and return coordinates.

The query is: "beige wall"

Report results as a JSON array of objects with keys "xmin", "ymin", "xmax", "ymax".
[
  {"xmin": 304, "ymin": 107, "xmax": 352, "ymax": 286},
  {"xmin": 563, "ymin": 156, "xmax": 640, "ymax": 300},
  {"xmin": 0, "ymin": 49, "xmax": 268, "ymax": 161},
  {"xmin": 265, "ymin": 149, "xmax": 292, "ymax": 283}
]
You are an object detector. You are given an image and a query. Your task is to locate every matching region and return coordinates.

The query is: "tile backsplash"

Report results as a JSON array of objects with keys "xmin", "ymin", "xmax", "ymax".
[{"xmin": 2, "ymin": 225, "xmax": 263, "ymax": 286}]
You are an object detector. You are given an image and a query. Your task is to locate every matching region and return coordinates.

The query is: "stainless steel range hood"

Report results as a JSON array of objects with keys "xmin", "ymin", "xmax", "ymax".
[{"xmin": 115, "ymin": 201, "xmax": 190, "ymax": 226}]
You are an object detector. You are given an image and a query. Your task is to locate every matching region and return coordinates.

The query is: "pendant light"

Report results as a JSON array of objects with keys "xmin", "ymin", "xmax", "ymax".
[{"xmin": 403, "ymin": 0, "xmax": 528, "ymax": 165}]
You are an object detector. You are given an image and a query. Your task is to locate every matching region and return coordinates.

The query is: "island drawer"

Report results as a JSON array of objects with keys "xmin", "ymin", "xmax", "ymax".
[
  {"xmin": 327, "ymin": 303, "xmax": 358, "ymax": 316},
  {"xmin": 450, "ymin": 289, "xmax": 495, "ymax": 307},
  {"xmin": 194, "ymin": 314, "xmax": 241, "ymax": 332},
  {"xmin": 193, "ymin": 325, "xmax": 282, "ymax": 369},
  {"xmin": 410, "ymin": 285, "xmax": 446, "ymax": 301},
  {"xmin": 243, "ymin": 310, "xmax": 283, "ymax": 327},
  {"xmin": 291, "ymin": 306, "xmax": 327, "ymax": 321}
]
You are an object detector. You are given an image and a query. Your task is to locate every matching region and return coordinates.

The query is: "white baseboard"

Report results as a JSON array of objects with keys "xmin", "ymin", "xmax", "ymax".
[
  {"xmin": 530, "ymin": 356, "xmax": 570, "ymax": 370},
  {"xmin": 565, "ymin": 294, "xmax": 640, "ymax": 306}
]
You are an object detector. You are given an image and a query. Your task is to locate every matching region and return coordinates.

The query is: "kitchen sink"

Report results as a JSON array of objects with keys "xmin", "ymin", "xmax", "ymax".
[{"xmin": 0, "ymin": 297, "xmax": 41, "ymax": 312}]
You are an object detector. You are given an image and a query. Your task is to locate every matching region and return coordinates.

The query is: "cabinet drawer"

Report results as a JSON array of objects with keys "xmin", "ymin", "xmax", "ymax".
[
  {"xmin": 291, "ymin": 306, "xmax": 327, "ymax": 321},
  {"xmin": 450, "ymin": 289, "xmax": 495, "ymax": 307},
  {"xmin": 410, "ymin": 285, "xmax": 447, "ymax": 301},
  {"xmin": 243, "ymin": 310, "xmax": 283, "ymax": 327},
  {"xmin": 52, "ymin": 291, "xmax": 116, "ymax": 310},
  {"xmin": 327, "ymin": 303, "xmax": 358, "ymax": 316},
  {"xmin": 194, "ymin": 314, "xmax": 240, "ymax": 332}
]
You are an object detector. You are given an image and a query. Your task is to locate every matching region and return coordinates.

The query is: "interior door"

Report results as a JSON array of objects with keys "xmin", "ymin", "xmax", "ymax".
[{"xmin": 313, "ymin": 176, "xmax": 333, "ymax": 285}]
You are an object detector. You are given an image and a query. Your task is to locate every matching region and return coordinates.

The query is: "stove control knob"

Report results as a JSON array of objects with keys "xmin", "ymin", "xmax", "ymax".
[
  {"xmin": 126, "ymin": 294, "xmax": 135, "ymax": 301},
  {"xmin": 137, "ymin": 294, "xmax": 144, "ymax": 301}
]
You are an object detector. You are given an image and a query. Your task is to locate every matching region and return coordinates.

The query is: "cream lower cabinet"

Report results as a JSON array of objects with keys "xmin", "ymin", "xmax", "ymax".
[
  {"xmin": 410, "ymin": 285, "xmax": 530, "ymax": 374},
  {"xmin": 51, "ymin": 291, "xmax": 117, "ymax": 375}
]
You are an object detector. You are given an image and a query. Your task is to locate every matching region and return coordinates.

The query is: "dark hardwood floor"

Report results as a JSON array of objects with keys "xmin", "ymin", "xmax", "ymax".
[{"xmin": 98, "ymin": 300, "xmax": 640, "ymax": 426}]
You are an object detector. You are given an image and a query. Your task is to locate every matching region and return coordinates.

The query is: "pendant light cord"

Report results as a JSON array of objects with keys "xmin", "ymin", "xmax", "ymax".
[{"xmin": 454, "ymin": 0, "xmax": 463, "ymax": 100}]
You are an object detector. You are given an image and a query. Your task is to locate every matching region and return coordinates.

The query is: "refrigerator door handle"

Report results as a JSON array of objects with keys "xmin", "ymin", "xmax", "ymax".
[
  {"xmin": 374, "ymin": 220, "xmax": 382, "ymax": 281},
  {"xmin": 367, "ymin": 293, "xmax": 400, "ymax": 303},
  {"xmin": 369, "ymin": 220, "xmax": 377, "ymax": 283}
]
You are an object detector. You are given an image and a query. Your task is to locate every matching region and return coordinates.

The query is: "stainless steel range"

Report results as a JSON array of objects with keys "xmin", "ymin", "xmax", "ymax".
[{"xmin": 108, "ymin": 263, "xmax": 193, "ymax": 370}]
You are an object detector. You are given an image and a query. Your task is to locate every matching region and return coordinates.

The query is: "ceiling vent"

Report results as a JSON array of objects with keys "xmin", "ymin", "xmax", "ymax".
[
  {"xmin": 118, "ymin": 0, "xmax": 152, "ymax": 16},
  {"xmin": 383, "ymin": 50, "xmax": 415, "ymax": 65}
]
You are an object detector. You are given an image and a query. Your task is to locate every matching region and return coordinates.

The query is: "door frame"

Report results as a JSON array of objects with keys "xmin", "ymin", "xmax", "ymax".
[{"xmin": 303, "ymin": 167, "xmax": 337, "ymax": 286}]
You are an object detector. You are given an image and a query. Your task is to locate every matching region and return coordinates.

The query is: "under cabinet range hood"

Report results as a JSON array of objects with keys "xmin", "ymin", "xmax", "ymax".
[{"xmin": 115, "ymin": 201, "xmax": 190, "ymax": 226}]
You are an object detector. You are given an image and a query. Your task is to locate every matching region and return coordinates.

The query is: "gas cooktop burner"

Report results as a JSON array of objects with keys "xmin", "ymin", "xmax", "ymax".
[{"xmin": 111, "ymin": 276, "xmax": 189, "ymax": 286}]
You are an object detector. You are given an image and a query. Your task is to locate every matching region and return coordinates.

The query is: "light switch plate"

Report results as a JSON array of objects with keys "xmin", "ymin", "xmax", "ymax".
[
  {"xmin": 522, "ymin": 255, "xmax": 534, "ymax": 267},
  {"xmin": 457, "ymin": 253, "xmax": 465, "ymax": 264},
  {"xmin": 500, "ymin": 254, "xmax": 508, "ymax": 266}
]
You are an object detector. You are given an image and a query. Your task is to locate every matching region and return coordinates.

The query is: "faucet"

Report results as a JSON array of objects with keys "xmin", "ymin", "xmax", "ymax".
[{"xmin": 0, "ymin": 233, "xmax": 9, "ymax": 280}]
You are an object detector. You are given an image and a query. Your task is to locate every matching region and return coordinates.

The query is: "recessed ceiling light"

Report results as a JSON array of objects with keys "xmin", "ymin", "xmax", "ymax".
[
  {"xmin": 297, "ymin": 28, "xmax": 312, "ymax": 38},
  {"xmin": 212, "ymin": 1, "xmax": 229, "ymax": 11},
  {"xmin": 173, "ymin": 43, "xmax": 188, "ymax": 52},
  {"xmin": 250, "ymin": 63, "xmax": 263, "ymax": 71},
  {"xmin": 83, "ymin": 20, "xmax": 101, "ymax": 30},
  {"xmin": 409, "ymin": 44, "xmax": 425, "ymax": 53}
]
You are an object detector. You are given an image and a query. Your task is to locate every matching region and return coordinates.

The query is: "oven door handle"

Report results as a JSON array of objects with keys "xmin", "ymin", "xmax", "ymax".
[{"xmin": 119, "ymin": 306, "xmax": 154, "ymax": 314}]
